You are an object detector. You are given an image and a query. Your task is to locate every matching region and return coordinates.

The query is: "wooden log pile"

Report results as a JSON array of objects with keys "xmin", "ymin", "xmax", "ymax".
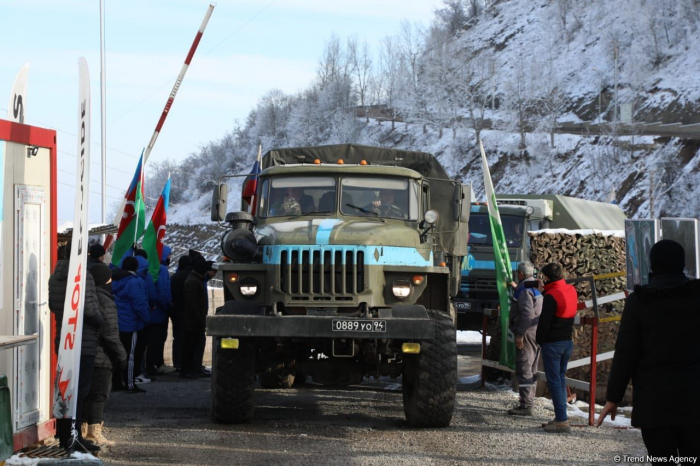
[{"xmin": 529, "ymin": 230, "xmax": 626, "ymax": 403}]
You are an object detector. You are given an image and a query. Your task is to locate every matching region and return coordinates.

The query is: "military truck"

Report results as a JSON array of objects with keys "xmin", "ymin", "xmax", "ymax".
[
  {"xmin": 454, "ymin": 194, "xmax": 626, "ymax": 330},
  {"xmin": 207, "ymin": 144, "xmax": 471, "ymax": 427}
]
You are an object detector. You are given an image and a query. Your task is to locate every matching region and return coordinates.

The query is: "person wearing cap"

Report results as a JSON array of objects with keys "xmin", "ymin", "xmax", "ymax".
[
  {"xmin": 113, "ymin": 256, "xmax": 151, "ymax": 393},
  {"xmin": 507, "ymin": 261, "xmax": 543, "ymax": 416},
  {"xmin": 170, "ymin": 255, "xmax": 193, "ymax": 371},
  {"xmin": 182, "ymin": 257, "xmax": 209, "ymax": 378},
  {"xmin": 146, "ymin": 246, "xmax": 173, "ymax": 376},
  {"xmin": 535, "ymin": 262, "xmax": 578, "ymax": 433},
  {"xmin": 83, "ymin": 263, "xmax": 127, "ymax": 447},
  {"xmin": 88, "ymin": 243, "xmax": 106, "ymax": 269},
  {"xmin": 597, "ymin": 240, "xmax": 700, "ymax": 461}
]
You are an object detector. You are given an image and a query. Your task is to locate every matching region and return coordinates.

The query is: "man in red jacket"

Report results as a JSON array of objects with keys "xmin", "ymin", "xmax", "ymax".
[{"xmin": 536, "ymin": 262, "xmax": 578, "ymax": 433}]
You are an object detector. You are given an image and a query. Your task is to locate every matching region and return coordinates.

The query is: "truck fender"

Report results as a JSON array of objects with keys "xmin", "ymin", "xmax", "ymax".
[{"xmin": 217, "ymin": 301, "xmax": 265, "ymax": 316}]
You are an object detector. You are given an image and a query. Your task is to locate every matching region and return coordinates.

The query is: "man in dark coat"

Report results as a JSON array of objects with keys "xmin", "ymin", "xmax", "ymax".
[
  {"xmin": 170, "ymin": 255, "xmax": 193, "ymax": 371},
  {"xmin": 88, "ymin": 243, "xmax": 105, "ymax": 269},
  {"xmin": 597, "ymin": 240, "xmax": 700, "ymax": 462},
  {"xmin": 83, "ymin": 263, "xmax": 127, "ymax": 446},
  {"xmin": 48, "ymin": 242, "xmax": 104, "ymax": 453},
  {"xmin": 181, "ymin": 257, "xmax": 209, "ymax": 378}
]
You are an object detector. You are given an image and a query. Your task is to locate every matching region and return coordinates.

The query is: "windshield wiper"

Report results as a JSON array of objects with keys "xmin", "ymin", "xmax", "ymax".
[
  {"xmin": 345, "ymin": 204, "xmax": 385, "ymax": 222},
  {"xmin": 287, "ymin": 210, "xmax": 334, "ymax": 220}
]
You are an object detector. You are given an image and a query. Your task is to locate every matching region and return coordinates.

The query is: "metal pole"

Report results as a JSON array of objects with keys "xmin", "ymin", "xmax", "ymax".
[
  {"xmin": 649, "ymin": 169, "xmax": 654, "ymax": 218},
  {"xmin": 481, "ymin": 312, "xmax": 488, "ymax": 388},
  {"xmin": 589, "ymin": 316, "xmax": 599, "ymax": 427},
  {"xmin": 100, "ymin": 0, "xmax": 107, "ymax": 227},
  {"xmin": 613, "ymin": 41, "xmax": 618, "ymax": 124}
]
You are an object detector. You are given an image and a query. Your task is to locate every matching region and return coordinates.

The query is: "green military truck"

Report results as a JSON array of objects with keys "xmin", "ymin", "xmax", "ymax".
[
  {"xmin": 455, "ymin": 194, "xmax": 626, "ymax": 330},
  {"xmin": 207, "ymin": 144, "xmax": 471, "ymax": 427}
]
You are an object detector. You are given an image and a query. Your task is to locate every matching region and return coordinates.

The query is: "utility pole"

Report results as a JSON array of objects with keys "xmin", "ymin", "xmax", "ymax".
[
  {"xmin": 613, "ymin": 41, "xmax": 618, "ymax": 124},
  {"xmin": 649, "ymin": 169, "xmax": 654, "ymax": 219},
  {"xmin": 100, "ymin": 0, "xmax": 107, "ymax": 227}
]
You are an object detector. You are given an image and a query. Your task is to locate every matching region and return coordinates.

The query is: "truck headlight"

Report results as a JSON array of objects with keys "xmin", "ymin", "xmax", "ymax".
[
  {"xmin": 392, "ymin": 280, "xmax": 411, "ymax": 299},
  {"xmin": 239, "ymin": 278, "xmax": 259, "ymax": 297}
]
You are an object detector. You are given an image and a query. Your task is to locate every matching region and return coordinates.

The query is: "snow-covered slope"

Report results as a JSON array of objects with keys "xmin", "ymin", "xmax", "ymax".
[{"xmin": 165, "ymin": 0, "xmax": 700, "ymax": 225}]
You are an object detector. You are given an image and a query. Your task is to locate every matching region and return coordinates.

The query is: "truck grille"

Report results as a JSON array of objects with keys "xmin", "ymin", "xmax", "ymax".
[
  {"xmin": 280, "ymin": 247, "xmax": 365, "ymax": 300},
  {"xmin": 461, "ymin": 277, "xmax": 498, "ymax": 294}
]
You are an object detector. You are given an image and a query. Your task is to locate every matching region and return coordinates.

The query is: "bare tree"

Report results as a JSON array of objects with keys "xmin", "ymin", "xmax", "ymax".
[{"xmin": 348, "ymin": 38, "xmax": 373, "ymax": 122}]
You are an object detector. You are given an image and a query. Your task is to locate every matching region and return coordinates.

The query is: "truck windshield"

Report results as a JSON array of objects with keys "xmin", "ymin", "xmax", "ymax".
[
  {"xmin": 340, "ymin": 177, "xmax": 419, "ymax": 220},
  {"xmin": 468, "ymin": 213, "xmax": 525, "ymax": 248},
  {"xmin": 259, "ymin": 176, "xmax": 336, "ymax": 218}
]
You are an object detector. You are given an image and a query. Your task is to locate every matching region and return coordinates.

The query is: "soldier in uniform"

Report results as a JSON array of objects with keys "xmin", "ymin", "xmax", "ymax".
[
  {"xmin": 366, "ymin": 189, "xmax": 404, "ymax": 219},
  {"xmin": 270, "ymin": 188, "xmax": 302, "ymax": 216}
]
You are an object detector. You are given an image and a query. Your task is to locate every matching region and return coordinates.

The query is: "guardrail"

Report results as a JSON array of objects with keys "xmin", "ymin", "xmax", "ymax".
[{"xmin": 479, "ymin": 272, "xmax": 626, "ymax": 426}]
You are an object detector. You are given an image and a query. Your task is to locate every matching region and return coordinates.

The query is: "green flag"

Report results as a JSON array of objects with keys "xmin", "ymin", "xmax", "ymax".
[
  {"xmin": 111, "ymin": 151, "xmax": 146, "ymax": 267},
  {"xmin": 479, "ymin": 140, "xmax": 516, "ymax": 370},
  {"xmin": 143, "ymin": 176, "xmax": 171, "ymax": 281}
]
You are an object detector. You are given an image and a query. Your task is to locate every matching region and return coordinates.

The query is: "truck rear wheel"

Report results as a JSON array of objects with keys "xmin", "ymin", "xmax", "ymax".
[
  {"xmin": 211, "ymin": 337, "xmax": 256, "ymax": 424},
  {"xmin": 402, "ymin": 309, "xmax": 457, "ymax": 427}
]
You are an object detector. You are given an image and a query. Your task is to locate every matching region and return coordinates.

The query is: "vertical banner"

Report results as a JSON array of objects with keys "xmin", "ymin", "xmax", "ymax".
[
  {"xmin": 660, "ymin": 218, "xmax": 699, "ymax": 279},
  {"xmin": 1, "ymin": 63, "xmax": 29, "ymax": 311},
  {"xmin": 479, "ymin": 140, "xmax": 515, "ymax": 370},
  {"xmin": 625, "ymin": 219, "xmax": 659, "ymax": 290},
  {"xmin": 53, "ymin": 58, "xmax": 91, "ymax": 422}
]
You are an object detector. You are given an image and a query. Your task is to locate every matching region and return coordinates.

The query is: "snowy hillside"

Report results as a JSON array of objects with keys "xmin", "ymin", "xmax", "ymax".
[{"xmin": 159, "ymin": 0, "xmax": 700, "ymax": 226}]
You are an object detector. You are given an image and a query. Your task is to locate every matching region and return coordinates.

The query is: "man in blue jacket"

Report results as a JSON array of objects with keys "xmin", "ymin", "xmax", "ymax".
[
  {"xmin": 133, "ymin": 249, "xmax": 157, "ymax": 383},
  {"xmin": 113, "ymin": 256, "xmax": 151, "ymax": 393},
  {"xmin": 146, "ymin": 246, "xmax": 173, "ymax": 377}
]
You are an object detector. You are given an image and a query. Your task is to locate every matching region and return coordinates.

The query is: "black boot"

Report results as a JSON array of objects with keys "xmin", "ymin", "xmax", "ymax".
[{"xmin": 74, "ymin": 436, "xmax": 101, "ymax": 454}]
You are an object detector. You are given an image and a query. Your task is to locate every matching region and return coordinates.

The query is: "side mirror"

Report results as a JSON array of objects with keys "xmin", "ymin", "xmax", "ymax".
[
  {"xmin": 211, "ymin": 182, "xmax": 229, "ymax": 222},
  {"xmin": 461, "ymin": 184, "xmax": 472, "ymax": 223}
]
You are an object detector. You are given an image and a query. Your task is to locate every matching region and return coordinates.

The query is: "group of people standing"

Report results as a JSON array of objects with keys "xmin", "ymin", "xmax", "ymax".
[
  {"xmin": 48, "ymin": 242, "xmax": 215, "ymax": 454},
  {"xmin": 510, "ymin": 240, "xmax": 700, "ymax": 462}
]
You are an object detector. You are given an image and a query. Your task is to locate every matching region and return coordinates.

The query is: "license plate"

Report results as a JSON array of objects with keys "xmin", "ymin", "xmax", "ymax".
[
  {"xmin": 332, "ymin": 319, "xmax": 386, "ymax": 332},
  {"xmin": 456, "ymin": 302, "xmax": 472, "ymax": 310}
]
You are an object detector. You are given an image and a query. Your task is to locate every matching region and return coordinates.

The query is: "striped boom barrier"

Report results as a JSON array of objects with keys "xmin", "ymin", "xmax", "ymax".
[{"xmin": 104, "ymin": 3, "xmax": 215, "ymax": 251}]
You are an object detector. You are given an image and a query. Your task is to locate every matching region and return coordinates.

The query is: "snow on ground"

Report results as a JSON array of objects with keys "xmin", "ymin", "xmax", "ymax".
[
  {"xmin": 457, "ymin": 330, "xmax": 489, "ymax": 345},
  {"xmin": 5, "ymin": 451, "xmax": 99, "ymax": 465}
]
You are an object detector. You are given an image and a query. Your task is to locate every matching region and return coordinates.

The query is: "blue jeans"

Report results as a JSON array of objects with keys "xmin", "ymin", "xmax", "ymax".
[{"xmin": 541, "ymin": 340, "xmax": 573, "ymax": 422}]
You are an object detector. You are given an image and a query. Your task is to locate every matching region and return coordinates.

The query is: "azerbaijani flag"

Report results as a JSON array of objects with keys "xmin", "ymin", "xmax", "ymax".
[
  {"xmin": 142, "ymin": 176, "xmax": 171, "ymax": 281},
  {"xmin": 479, "ymin": 140, "xmax": 516, "ymax": 370},
  {"xmin": 241, "ymin": 145, "xmax": 262, "ymax": 215},
  {"xmin": 111, "ymin": 151, "xmax": 146, "ymax": 267}
]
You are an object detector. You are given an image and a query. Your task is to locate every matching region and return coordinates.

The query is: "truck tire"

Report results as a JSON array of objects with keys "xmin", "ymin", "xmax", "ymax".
[
  {"xmin": 259, "ymin": 371, "xmax": 295, "ymax": 389},
  {"xmin": 211, "ymin": 337, "xmax": 256, "ymax": 424},
  {"xmin": 402, "ymin": 309, "xmax": 457, "ymax": 427}
]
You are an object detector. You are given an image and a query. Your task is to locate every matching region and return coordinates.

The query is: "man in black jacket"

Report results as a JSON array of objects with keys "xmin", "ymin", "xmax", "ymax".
[
  {"xmin": 597, "ymin": 240, "xmax": 700, "ymax": 462},
  {"xmin": 48, "ymin": 243, "xmax": 104, "ymax": 453},
  {"xmin": 170, "ymin": 256, "xmax": 193, "ymax": 371},
  {"xmin": 181, "ymin": 257, "xmax": 209, "ymax": 378}
]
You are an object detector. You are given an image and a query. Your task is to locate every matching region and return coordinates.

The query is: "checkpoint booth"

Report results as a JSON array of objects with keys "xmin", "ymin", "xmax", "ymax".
[{"xmin": 0, "ymin": 118, "xmax": 58, "ymax": 457}]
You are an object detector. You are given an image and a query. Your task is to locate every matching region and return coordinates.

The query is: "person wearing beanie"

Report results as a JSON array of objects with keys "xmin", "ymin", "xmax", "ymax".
[
  {"xmin": 598, "ymin": 240, "xmax": 700, "ymax": 461},
  {"xmin": 83, "ymin": 263, "xmax": 127, "ymax": 446},
  {"xmin": 181, "ymin": 257, "xmax": 209, "ymax": 378},
  {"xmin": 535, "ymin": 262, "xmax": 578, "ymax": 434},
  {"xmin": 88, "ymin": 243, "xmax": 106, "ymax": 270},
  {"xmin": 112, "ymin": 255, "xmax": 151, "ymax": 393},
  {"xmin": 170, "ymin": 255, "xmax": 194, "ymax": 370},
  {"xmin": 146, "ymin": 245, "xmax": 173, "ymax": 376},
  {"xmin": 47, "ymin": 242, "xmax": 105, "ymax": 453}
]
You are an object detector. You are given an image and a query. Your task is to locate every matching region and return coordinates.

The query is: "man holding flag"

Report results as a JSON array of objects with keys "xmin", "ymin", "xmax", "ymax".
[{"xmin": 143, "ymin": 178, "xmax": 173, "ymax": 375}]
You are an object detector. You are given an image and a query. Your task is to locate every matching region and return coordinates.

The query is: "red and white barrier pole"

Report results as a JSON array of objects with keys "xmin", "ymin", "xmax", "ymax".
[{"xmin": 104, "ymin": 3, "xmax": 215, "ymax": 251}]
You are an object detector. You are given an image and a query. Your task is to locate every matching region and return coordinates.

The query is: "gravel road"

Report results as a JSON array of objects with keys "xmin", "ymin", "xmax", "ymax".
[{"xmin": 99, "ymin": 347, "xmax": 646, "ymax": 465}]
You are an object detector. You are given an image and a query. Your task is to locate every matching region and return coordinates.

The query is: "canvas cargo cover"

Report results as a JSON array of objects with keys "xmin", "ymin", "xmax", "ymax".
[
  {"xmin": 262, "ymin": 144, "xmax": 467, "ymax": 257},
  {"xmin": 262, "ymin": 143, "xmax": 451, "ymax": 180},
  {"xmin": 498, "ymin": 194, "xmax": 626, "ymax": 230}
]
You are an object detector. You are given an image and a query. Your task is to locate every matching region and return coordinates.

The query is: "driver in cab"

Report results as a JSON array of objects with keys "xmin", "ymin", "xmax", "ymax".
[{"xmin": 365, "ymin": 189, "xmax": 404, "ymax": 219}]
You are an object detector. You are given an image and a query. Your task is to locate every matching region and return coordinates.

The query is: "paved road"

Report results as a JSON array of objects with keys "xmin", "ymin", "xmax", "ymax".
[{"xmin": 99, "ymin": 345, "xmax": 645, "ymax": 465}]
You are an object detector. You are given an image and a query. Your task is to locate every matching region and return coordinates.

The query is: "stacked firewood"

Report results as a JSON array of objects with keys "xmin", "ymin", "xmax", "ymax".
[{"xmin": 529, "ymin": 230, "xmax": 626, "ymax": 403}]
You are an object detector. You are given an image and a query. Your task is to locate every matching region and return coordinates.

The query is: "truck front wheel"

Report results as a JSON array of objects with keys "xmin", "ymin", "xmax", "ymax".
[
  {"xmin": 211, "ymin": 337, "xmax": 256, "ymax": 424},
  {"xmin": 402, "ymin": 309, "xmax": 457, "ymax": 427}
]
